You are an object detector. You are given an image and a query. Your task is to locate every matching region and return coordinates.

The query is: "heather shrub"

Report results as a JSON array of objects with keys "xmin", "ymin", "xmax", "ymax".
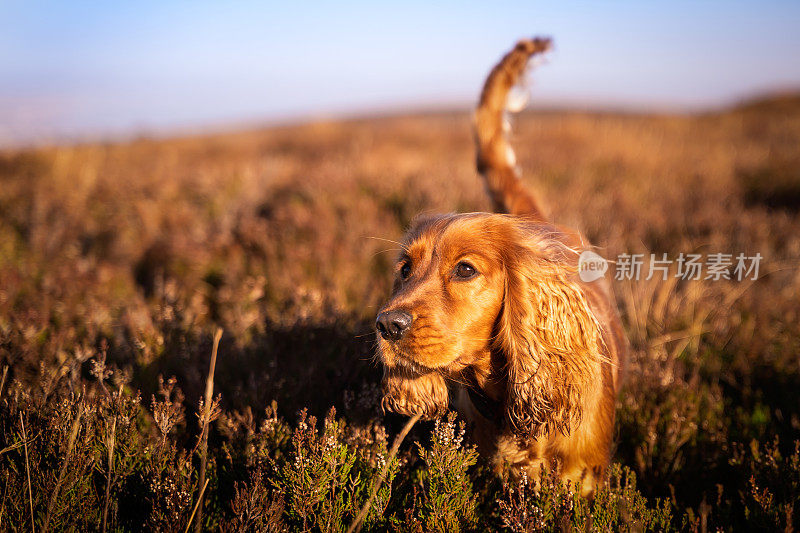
[
  {"xmin": 400, "ymin": 413, "xmax": 479, "ymax": 532},
  {"xmin": 499, "ymin": 463, "xmax": 673, "ymax": 532}
]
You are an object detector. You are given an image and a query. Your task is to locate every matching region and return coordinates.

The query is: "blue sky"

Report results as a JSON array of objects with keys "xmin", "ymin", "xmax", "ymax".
[{"xmin": 1, "ymin": 1, "xmax": 799, "ymax": 145}]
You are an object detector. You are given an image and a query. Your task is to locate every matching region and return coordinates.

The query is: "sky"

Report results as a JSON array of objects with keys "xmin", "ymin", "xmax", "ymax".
[{"xmin": 1, "ymin": 1, "xmax": 799, "ymax": 146}]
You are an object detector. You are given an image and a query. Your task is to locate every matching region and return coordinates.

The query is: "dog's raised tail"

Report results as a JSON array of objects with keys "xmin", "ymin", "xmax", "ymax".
[{"xmin": 475, "ymin": 38, "xmax": 551, "ymax": 220}]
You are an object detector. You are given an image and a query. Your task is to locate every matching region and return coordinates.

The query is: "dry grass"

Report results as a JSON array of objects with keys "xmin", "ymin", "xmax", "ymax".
[{"xmin": 0, "ymin": 94, "xmax": 799, "ymax": 530}]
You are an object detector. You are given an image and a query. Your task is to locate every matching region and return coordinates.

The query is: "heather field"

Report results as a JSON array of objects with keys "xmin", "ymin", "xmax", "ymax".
[{"xmin": 1, "ymin": 95, "xmax": 799, "ymax": 531}]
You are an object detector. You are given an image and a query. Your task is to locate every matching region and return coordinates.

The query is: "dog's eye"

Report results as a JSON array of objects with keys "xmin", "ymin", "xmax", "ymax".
[
  {"xmin": 400, "ymin": 261, "xmax": 412, "ymax": 280},
  {"xmin": 454, "ymin": 261, "xmax": 478, "ymax": 280}
]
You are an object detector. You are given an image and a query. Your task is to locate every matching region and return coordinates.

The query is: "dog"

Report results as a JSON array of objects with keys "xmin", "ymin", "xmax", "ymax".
[{"xmin": 375, "ymin": 38, "xmax": 627, "ymax": 496}]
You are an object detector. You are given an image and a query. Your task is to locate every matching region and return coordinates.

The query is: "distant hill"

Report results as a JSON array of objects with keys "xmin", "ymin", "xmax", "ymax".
[{"xmin": 731, "ymin": 91, "xmax": 800, "ymax": 114}]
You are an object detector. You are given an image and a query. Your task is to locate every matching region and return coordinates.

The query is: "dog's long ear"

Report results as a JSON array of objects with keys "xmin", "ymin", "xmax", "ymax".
[{"xmin": 494, "ymin": 237, "xmax": 603, "ymax": 440}]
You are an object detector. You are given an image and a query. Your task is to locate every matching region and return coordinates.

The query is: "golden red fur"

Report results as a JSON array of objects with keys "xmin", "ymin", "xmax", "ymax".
[{"xmin": 376, "ymin": 38, "xmax": 627, "ymax": 496}]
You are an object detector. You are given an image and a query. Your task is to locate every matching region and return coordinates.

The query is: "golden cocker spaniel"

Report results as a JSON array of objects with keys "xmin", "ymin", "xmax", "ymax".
[{"xmin": 376, "ymin": 38, "xmax": 627, "ymax": 496}]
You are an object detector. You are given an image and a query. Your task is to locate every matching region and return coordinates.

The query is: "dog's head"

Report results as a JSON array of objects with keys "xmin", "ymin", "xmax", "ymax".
[{"xmin": 377, "ymin": 213, "xmax": 603, "ymax": 439}]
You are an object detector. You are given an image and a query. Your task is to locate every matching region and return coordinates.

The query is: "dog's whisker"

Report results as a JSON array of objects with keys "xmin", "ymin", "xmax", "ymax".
[
  {"xmin": 369, "ymin": 248, "xmax": 403, "ymax": 259},
  {"xmin": 366, "ymin": 236, "xmax": 408, "ymax": 251}
]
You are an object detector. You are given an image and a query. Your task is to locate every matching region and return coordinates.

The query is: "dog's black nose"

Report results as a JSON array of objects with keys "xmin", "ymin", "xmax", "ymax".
[{"xmin": 376, "ymin": 310, "xmax": 412, "ymax": 341}]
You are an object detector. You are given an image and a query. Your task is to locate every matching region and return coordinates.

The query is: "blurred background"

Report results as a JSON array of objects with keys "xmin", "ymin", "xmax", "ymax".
[
  {"xmin": 1, "ymin": 2, "xmax": 800, "ymax": 530},
  {"xmin": 2, "ymin": 0, "xmax": 799, "ymax": 146}
]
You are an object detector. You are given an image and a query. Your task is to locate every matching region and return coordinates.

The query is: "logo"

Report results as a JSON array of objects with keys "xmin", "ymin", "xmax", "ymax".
[{"xmin": 578, "ymin": 250, "xmax": 608, "ymax": 282}]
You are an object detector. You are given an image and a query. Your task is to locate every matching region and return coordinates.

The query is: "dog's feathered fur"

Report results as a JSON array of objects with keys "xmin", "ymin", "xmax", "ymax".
[{"xmin": 377, "ymin": 38, "xmax": 627, "ymax": 495}]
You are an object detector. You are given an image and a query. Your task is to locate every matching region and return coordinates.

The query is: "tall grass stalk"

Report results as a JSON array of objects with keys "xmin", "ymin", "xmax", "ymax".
[
  {"xmin": 21, "ymin": 413, "xmax": 35, "ymax": 533},
  {"xmin": 42, "ymin": 402, "xmax": 83, "ymax": 533},
  {"xmin": 195, "ymin": 327, "xmax": 223, "ymax": 533},
  {"xmin": 185, "ymin": 478, "xmax": 210, "ymax": 533},
  {"xmin": 0, "ymin": 366, "xmax": 8, "ymax": 400},
  {"xmin": 346, "ymin": 412, "xmax": 421, "ymax": 533},
  {"xmin": 101, "ymin": 416, "xmax": 117, "ymax": 533}
]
